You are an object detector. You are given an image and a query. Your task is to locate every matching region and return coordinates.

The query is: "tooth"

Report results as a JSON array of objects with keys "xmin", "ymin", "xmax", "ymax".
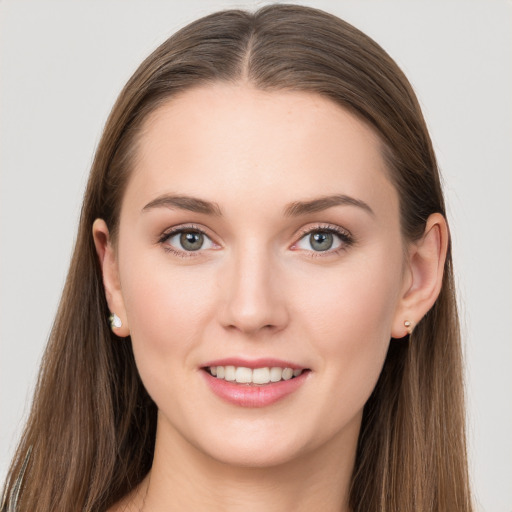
[
  {"xmin": 269, "ymin": 367, "xmax": 283, "ymax": 382},
  {"xmin": 210, "ymin": 365, "xmax": 302, "ymax": 383},
  {"xmin": 235, "ymin": 367, "xmax": 252, "ymax": 383},
  {"xmin": 252, "ymin": 367, "xmax": 270, "ymax": 384},
  {"xmin": 282, "ymin": 368, "xmax": 293, "ymax": 380},
  {"xmin": 225, "ymin": 366, "xmax": 236, "ymax": 381}
]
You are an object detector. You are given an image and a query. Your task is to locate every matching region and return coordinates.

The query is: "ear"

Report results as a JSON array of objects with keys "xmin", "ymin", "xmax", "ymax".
[
  {"xmin": 92, "ymin": 219, "xmax": 130, "ymax": 337},
  {"xmin": 391, "ymin": 213, "xmax": 449, "ymax": 338}
]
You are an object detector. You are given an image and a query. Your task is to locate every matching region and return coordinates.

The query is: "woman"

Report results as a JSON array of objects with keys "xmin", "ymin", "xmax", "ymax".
[{"xmin": 1, "ymin": 4, "xmax": 473, "ymax": 511}]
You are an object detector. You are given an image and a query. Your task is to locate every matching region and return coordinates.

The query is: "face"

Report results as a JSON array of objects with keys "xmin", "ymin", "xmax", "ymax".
[{"xmin": 107, "ymin": 84, "xmax": 411, "ymax": 468}]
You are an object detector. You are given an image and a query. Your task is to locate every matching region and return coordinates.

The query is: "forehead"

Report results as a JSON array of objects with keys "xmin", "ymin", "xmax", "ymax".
[{"xmin": 124, "ymin": 84, "xmax": 398, "ymax": 221}]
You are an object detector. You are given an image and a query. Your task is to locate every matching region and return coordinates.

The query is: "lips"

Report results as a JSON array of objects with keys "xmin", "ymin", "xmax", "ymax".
[{"xmin": 201, "ymin": 358, "xmax": 310, "ymax": 407}]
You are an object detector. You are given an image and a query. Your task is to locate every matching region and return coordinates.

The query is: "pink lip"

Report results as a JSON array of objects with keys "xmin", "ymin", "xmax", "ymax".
[{"xmin": 200, "ymin": 359, "xmax": 310, "ymax": 408}]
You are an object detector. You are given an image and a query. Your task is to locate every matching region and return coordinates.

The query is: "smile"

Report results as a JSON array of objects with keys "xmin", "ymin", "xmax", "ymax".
[
  {"xmin": 201, "ymin": 361, "xmax": 310, "ymax": 407},
  {"xmin": 207, "ymin": 366, "xmax": 304, "ymax": 384}
]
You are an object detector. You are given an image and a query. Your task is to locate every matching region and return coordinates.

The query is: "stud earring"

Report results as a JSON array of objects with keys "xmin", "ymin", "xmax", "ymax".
[
  {"xmin": 404, "ymin": 320, "xmax": 413, "ymax": 334},
  {"xmin": 109, "ymin": 313, "xmax": 122, "ymax": 329}
]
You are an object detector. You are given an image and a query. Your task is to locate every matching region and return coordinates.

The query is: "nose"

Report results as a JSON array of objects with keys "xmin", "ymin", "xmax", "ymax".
[{"xmin": 219, "ymin": 243, "xmax": 289, "ymax": 336}]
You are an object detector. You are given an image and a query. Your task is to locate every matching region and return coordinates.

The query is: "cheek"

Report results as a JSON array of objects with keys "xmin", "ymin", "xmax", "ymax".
[
  {"xmin": 118, "ymin": 250, "xmax": 217, "ymax": 384},
  {"xmin": 294, "ymin": 247, "xmax": 403, "ymax": 397},
  {"xmin": 299, "ymin": 252, "xmax": 402, "ymax": 338}
]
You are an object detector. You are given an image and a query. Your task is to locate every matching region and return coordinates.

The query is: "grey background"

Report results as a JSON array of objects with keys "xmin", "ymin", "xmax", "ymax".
[{"xmin": 1, "ymin": 1, "xmax": 511, "ymax": 510}]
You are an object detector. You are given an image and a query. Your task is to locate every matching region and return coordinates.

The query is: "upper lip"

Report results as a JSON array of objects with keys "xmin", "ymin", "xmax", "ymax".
[{"xmin": 201, "ymin": 357, "xmax": 307, "ymax": 370}]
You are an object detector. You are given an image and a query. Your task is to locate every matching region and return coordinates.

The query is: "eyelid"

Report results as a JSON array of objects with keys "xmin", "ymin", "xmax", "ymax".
[
  {"xmin": 158, "ymin": 223, "xmax": 208, "ymax": 241},
  {"xmin": 294, "ymin": 223, "xmax": 352, "ymax": 240}
]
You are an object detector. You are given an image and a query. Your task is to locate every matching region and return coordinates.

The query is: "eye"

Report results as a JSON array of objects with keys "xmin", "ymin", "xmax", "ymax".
[
  {"xmin": 293, "ymin": 227, "xmax": 352, "ymax": 253},
  {"xmin": 162, "ymin": 228, "xmax": 216, "ymax": 253}
]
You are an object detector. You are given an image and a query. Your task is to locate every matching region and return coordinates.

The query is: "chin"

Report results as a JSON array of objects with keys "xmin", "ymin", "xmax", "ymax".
[
  {"xmin": 204, "ymin": 439, "xmax": 308, "ymax": 469},
  {"xmin": 187, "ymin": 416, "xmax": 339, "ymax": 471}
]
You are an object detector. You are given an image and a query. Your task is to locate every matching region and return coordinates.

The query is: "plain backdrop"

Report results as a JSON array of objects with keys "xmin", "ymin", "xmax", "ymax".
[{"xmin": 1, "ymin": 1, "xmax": 511, "ymax": 510}]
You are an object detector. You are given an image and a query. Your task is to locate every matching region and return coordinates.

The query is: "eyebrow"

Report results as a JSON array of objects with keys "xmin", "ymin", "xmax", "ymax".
[
  {"xmin": 284, "ymin": 194, "xmax": 375, "ymax": 217},
  {"xmin": 142, "ymin": 194, "xmax": 222, "ymax": 216},
  {"xmin": 141, "ymin": 193, "xmax": 373, "ymax": 218}
]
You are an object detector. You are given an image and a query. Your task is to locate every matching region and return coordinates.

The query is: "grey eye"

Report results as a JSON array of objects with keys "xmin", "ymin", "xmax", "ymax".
[
  {"xmin": 309, "ymin": 231, "xmax": 334, "ymax": 251},
  {"xmin": 294, "ymin": 229, "xmax": 344, "ymax": 252},
  {"xmin": 309, "ymin": 232, "xmax": 333, "ymax": 251},
  {"xmin": 180, "ymin": 231, "xmax": 204, "ymax": 251},
  {"xmin": 165, "ymin": 229, "xmax": 215, "ymax": 252}
]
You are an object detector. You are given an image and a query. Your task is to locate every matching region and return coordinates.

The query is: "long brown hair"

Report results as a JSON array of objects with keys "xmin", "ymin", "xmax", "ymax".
[{"xmin": 2, "ymin": 5, "xmax": 472, "ymax": 511}]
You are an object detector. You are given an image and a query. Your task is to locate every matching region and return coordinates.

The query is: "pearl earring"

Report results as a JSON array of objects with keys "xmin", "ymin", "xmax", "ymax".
[
  {"xmin": 109, "ymin": 313, "xmax": 122, "ymax": 329},
  {"xmin": 404, "ymin": 320, "xmax": 413, "ymax": 334}
]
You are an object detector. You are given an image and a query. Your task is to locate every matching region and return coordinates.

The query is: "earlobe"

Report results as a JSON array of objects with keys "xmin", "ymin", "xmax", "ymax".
[
  {"xmin": 392, "ymin": 213, "xmax": 448, "ymax": 338},
  {"xmin": 92, "ymin": 219, "xmax": 130, "ymax": 337}
]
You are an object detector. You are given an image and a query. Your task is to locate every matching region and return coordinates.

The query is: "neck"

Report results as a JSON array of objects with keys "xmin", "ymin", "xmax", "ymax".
[{"xmin": 134, "ymin": 413, "xmax": 359, "ymax": 512}]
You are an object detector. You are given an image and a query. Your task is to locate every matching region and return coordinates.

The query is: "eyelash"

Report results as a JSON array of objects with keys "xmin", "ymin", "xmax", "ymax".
[
  {"xmin": 157, "ymin": 223, "xmax": 354, "ymax": 258},
  {"xmin": 158, "ymin": 224, "xmax": 214, "ymax": 259},
  {"xmin": 292, "ymin": 224, "xmax": 354, "ymax": 257}
]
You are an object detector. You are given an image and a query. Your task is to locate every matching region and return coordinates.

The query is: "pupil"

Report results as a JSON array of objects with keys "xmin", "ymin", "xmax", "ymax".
[
  {"xmin": 180, "ymin": 231, "xmax": 203, "ymax": 251},
  {"xmin": 310, "ymin": 232, "xmax": 333, "ymax": 251}
]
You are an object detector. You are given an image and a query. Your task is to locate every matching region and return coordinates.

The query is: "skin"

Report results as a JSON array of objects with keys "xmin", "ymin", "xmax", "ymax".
[{"xmin": 94, "ymin": 84, "xmax": 448, "ymax": 512}]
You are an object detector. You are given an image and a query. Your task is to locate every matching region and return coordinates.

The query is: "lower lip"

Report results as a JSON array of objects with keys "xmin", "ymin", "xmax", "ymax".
[{"xmin": 201, "ymin": 370, "xmax": 310, "ymax": 408}]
